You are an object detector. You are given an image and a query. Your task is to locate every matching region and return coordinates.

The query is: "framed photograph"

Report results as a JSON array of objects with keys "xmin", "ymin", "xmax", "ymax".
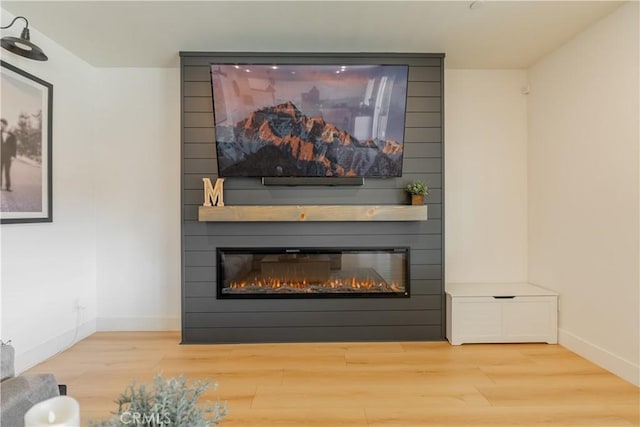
[{"xmin": 0, "ymin": 61, "xmax": 53, "ymax": 224}]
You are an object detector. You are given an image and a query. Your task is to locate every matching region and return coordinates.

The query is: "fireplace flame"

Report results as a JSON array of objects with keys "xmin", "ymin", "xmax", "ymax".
[{"xmin": 228, "ymin": 276, "xmax": 401, "ymax": 293}]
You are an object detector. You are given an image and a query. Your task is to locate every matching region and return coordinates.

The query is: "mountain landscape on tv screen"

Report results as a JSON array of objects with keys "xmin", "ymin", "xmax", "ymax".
[{"xmin": 215, "ymin": 102, "xmax": 403, "ymax": 177}]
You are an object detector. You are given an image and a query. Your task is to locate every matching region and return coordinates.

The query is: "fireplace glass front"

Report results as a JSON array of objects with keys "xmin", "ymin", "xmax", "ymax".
[{"xmin": 217, "ymin": 247, "xmax": 409, "ymax": 298}]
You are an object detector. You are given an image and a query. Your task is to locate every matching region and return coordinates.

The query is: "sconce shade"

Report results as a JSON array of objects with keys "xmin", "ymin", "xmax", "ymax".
[{"xmin": 1, "ymin": 17, "xmax": 48, "ymax": 61}]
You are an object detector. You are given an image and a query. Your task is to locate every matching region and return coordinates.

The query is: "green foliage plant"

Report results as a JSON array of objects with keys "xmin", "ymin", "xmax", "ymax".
[
  {"xmin": 91, "ymin": 374, "xmax": 227, "ymax": 427},
  {"xmin": 405, "ymin": 180, "xmax": 429, "ymax": 196}
]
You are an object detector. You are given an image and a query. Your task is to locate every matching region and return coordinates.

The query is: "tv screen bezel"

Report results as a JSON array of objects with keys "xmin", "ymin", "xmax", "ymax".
[{"xmin": 210, "ymin": 62, "xmax": 410, "ymax": 179}]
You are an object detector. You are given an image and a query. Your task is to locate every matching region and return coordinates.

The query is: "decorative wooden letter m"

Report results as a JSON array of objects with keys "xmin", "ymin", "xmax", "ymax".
[{"xmin": 202, "ymin": 178, "xmax": 225, "ymax": 207}]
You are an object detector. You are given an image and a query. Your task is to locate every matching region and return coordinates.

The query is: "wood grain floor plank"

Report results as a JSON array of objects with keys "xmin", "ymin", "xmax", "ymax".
[
  {"xmin": 251, "ymin": 383, "xmax": 490, "ymax": 409},
  {"xmin": 223, "ymin": 408, "xmax": 368, "ymax": 427},
  {"xmin": 476, "ymin": 382, "xmax": 639, "ymax": 406},
  {"xmin": 365, "ymin": 405, "xmax": 636, "ymax": 426}
]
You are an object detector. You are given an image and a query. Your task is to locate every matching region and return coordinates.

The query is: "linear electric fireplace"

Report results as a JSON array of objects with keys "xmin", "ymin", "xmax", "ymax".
[{"xmin": 217, "ymin": 247, "xmax": 409, "ymax": 298}]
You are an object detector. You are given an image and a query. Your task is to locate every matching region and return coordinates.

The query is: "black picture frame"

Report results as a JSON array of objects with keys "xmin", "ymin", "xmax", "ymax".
[{"xmin": 0, "ymin": 61, "xmax": 53, "ymax": 224}]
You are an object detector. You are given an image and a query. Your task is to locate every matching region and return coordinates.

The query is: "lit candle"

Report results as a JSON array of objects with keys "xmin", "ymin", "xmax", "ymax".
[{"xmin": 24, "ymin": 396, "xmax": 80, "ymax": 427}]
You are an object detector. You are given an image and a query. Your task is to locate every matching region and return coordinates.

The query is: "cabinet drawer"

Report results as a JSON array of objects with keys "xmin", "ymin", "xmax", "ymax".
[
  {"xmin": 502, "ymin": 297, "xmax": 557, "ymax": 341},
  {"xmin": 455, "ymin": 298, "xmax": 502, "ymax": 339}
]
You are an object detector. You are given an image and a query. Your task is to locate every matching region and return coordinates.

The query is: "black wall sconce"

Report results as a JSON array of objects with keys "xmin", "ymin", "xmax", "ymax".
[{"xmin": 1, "ymin": 16, "xmax": 48, "ymax": 61}]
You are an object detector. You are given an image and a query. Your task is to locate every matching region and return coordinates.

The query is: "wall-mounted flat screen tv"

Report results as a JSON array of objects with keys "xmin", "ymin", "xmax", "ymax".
[{"xmin": 210, "ymin": 64, "xmax": 409, "ymax": 178}]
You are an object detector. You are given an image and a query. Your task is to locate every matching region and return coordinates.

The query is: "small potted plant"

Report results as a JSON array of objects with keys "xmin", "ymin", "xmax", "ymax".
[{"xmin": 406, "ymin": 180, "xmax": 428, "ymax": 205}]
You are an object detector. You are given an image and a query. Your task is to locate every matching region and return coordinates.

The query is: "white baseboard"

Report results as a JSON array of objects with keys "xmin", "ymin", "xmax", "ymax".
[
  {"xmin": 97, "ymin": 317, "xmax": 180, "ymax": 331},
  {"xmin": 15, "ymin": 319, "xmax": 96, "ymax": 375},
  {"xmin": 559, "ymin": 328, "xmax": 640, "ymax": 387}
]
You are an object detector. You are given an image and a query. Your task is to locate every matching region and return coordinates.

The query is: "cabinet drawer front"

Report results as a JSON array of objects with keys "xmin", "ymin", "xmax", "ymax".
[
  {"xmin": 454, "ymin": 299, "xmax": 502, "ymax": 339},
  {"xmin": 502, "ymin": 298, "xmax": 557, "ymax": 342}
]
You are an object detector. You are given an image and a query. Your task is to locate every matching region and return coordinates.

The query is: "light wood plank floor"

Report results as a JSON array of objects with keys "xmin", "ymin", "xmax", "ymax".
[{"xmin": 26, "ymin": 332, "xmax": 639, "ymax": 426}]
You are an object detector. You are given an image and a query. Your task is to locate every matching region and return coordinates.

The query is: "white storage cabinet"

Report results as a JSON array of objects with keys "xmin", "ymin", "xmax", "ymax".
[{"xmin": 446, "ymin": 283, "xmax": 558, "ymax": 345}]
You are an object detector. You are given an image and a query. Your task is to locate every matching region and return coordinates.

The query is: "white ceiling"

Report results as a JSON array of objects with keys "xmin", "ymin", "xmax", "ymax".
[{"xmin": 1, "ymin": 1, "xmax": 624, "ymax": 68}]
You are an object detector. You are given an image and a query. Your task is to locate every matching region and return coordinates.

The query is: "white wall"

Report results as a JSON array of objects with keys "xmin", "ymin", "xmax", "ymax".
[
  {"xmin": 94, "ymin": 68, "xmax": 181, "ymax": 331},
  {"xmin": 528, "ymin": 2, "xmax": 639, "ymax": 386},
  {"xmin": 445, "ymin": 69, "xmax": 528, "ymax": 283},
  {"xmin": 1, "ymin": 14, "xmax": 182, "ymax": 373},
  {"xmin": 0, "ymin": 15, "xmax": 97, "ymax": 373}
]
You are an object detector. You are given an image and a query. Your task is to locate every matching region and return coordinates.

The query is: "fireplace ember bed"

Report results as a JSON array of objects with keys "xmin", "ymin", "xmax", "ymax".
[{"xmin": 217, "ymin": 247, "xmax": 409, "ymax": 299}]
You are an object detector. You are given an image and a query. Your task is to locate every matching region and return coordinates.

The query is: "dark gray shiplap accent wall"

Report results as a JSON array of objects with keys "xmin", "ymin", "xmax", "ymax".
[{"xmin": 180, "ymin": 52, "xmax": 444, "ymax": 343}]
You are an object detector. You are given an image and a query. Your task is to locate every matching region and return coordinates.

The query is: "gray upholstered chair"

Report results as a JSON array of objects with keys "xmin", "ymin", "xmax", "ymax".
[{"xmin": 1, "ymin": 341, "xmax": 60, "ymax": 427}]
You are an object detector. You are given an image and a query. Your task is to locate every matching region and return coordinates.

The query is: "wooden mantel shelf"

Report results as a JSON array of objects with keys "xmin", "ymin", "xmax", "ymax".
[{"xmin": 198, "ymin": 205, "xmax": 428, "ymax": 222}]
